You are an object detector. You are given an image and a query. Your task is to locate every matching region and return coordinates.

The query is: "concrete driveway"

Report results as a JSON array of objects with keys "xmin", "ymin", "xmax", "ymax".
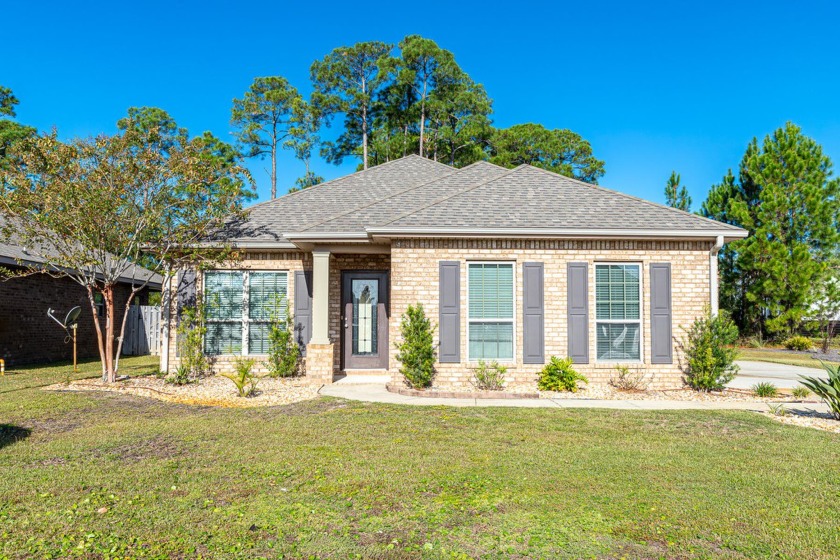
[{"xmin": 729, "ymin": 360, "xmax": 827, "ymax": 390}]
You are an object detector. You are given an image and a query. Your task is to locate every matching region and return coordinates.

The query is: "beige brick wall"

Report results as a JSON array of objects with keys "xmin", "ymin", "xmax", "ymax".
[
  {"xmin": 389, "ymin": 239, "xmax": 712, "ymax": 390},
  {"xmin": 164, "ymin": 239, "xmax": 712, "ymax": 390},
  {"xmin": 164, "ymin": 252, "xmax": 310, "ymax": 377}
]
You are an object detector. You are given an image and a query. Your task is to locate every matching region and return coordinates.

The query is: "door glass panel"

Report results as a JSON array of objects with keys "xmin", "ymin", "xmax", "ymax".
[{"xmin": 352, "ymin": 279, "xmax": 378, "ymax": 356}]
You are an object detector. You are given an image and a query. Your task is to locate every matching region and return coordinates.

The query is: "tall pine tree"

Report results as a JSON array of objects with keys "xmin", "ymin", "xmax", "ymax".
[
  {"xmin": 701, "ymin": 123, "xmax": 840, "ymax": 335},
  {"xmin": 664, "ymin": 171, "xmax": 691, "ymax": 211}
]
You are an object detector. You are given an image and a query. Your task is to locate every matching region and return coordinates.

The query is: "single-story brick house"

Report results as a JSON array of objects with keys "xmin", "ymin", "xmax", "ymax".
[
  {"xmin": 162, "ymin": 155, "xmax": 747, "ymax": 389},
  {"xmin": 0, "ymin": 215, "xmax": 162, "ymax": 366}
]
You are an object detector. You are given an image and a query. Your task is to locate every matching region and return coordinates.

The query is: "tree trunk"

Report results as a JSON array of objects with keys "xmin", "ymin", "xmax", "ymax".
[
  {"xmin": 362, "ymin": 103, "xmax": 368, "ymax": 170},
  {"xmin": 113, "ymin": 288, "xmax": 138, "ymax": 373},
  {"xmin": 419, "ymin": 101, "xmax": 425, "ymax": 158},
  {"xmin": 103, "ymin": 283, "xmax": 116, "ymax": 383},
  {"xmin": 87, "ymin": 286, "xmax": 108, "ymax": 382},
  {"xmin": 271, "ymin": 143, "xmax": 277, "ymax": 199}
]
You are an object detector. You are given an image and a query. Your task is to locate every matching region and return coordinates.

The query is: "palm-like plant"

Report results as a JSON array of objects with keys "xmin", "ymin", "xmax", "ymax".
[
  {"xmin": 221, "ymin": 357, "xmax": 259, "ymax": 398},
  {"xmin": 799, "ymin": 362, "xmax": 840, "ymax": 420}
]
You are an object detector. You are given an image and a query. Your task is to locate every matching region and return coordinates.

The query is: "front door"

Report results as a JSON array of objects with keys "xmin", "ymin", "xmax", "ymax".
[{"xmin": 342, "ymin": 271, "xmax": 389, "ymax": 369}]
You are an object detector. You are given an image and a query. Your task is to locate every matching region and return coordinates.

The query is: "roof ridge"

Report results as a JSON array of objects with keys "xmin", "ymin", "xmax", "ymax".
[
  {"xmin": 378, "ymin": 165, "xmax": 524, "ymax": 227},
  {"xmin": 519, "ymin": 164, "xmax": 745, "ymax": 231},
  {"xmin": 298, "ymin": 159, "xmax": 507, "ymax": 232},
  {"xmin": 298, "ymin": 165, "xmax": 461, "ymax": 232},
  {"xmin": 242, "ymin": 154, "xmax": 452, "ymax": 213}
]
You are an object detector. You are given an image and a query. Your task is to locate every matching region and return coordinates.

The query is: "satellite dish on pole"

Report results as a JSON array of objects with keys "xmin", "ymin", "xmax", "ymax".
[
  {"xmin": 47, "ymin": 305, "xmax": 82, "ymax": 372},
  {"xmin": 65, "ymin": 306, "xmax": 81, "ymax": 328}
]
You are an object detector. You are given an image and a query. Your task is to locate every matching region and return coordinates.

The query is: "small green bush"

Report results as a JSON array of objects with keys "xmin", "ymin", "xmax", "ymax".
[
  {"xmin": 752, "ymin": 381, "xmax": 778, "ymax": 398},
  {"xmin": 791, "ymin": 386, "xmax": 811, "ymax": 399},
  {"xmin": 472, "ymin": 360, "xmax": 507, "ymax": 391},
  {"xmin": 538, "ymin": 357, "xmax": 588, "ymax": 392},
  {"xmin": 166, "ymin": 365, "xmax": 192, "ymax": 386},
  {"xmin": 767, "ymin": 403, "xmax": 788, "ymax": 416},
  {"xmin": 679, "ymin": 309, "xmax": 739, "ymax": 391},
  {"xmin": 395, "ymin": 304, "xmax": 436, "ymax": 389},
  {"xmin": 266, "ymin": 308, "xmax": 301, "ymax": 378},
  {"xmin": 609, "ymin": 365, "xmax": 647, "ymax": 391},
  {"xmin": 221, "ymin": 357, "xmax": 259, "ymax": 397},
  {"xmin": 783, "ymin": 336, "xmax": 812, "ymax": 352},
  {"xmin": 172, "ymin": 303, "xmax": 208, "ymax": 384},
  {"xmin": 799, "ymin": 362, "xmax": 840, "ymax": 420}
]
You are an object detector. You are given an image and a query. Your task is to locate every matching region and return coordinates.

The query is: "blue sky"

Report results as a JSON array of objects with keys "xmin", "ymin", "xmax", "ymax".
[{"xmin": 3, "ymin": 0, "xmax": 840, "ymax": 207}]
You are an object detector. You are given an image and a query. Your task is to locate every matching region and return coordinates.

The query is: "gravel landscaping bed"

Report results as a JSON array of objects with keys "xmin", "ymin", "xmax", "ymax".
[
  {"xmin": 764, "ymin": 409, "xmax": 840, "ymax": 433},
  {"xmin": 540, "ymin": 385, "xmax": 798, "ymax": 402},
  {"xmin": 47, "ymin": 375, "xmax": 320, "ymax": 408}
]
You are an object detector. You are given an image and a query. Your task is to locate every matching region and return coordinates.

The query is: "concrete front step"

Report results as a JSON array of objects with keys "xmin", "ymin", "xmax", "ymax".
[{"xmin": 333, "ymin": 372, "xmax": 391, "ymax": 385}]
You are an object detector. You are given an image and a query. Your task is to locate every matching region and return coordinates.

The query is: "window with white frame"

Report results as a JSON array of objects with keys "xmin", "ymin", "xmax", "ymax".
[
  {"xmin": 203, "ymin": 270, "xmax": 288, "ymax": 355},
  {"xmin": 595, "ymin": 264, "xmax": 641, "ymax": 361},
  {"xmin": 468, "ymin": 262, "xmax": 514, "ymax": 361}
]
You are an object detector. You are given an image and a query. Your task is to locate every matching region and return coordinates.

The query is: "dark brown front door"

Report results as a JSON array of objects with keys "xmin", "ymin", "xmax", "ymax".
[{"xmin": 342, "ymin": 271, "xmax": 389, "ymax": 369}]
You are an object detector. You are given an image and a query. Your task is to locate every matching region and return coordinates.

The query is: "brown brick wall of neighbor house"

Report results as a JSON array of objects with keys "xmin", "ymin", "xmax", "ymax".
[
  {"xmin": 389, "ymin": 239, "xmax": 712, "ymax": 390},
  {"xmin": 0, "ymin": 270, "xmax": 151, "ymax": 367}
]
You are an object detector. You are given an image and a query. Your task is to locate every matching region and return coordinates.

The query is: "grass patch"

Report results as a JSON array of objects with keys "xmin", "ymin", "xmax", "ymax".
[
  {"xmin": 1, "ymin": 357, "xmax": 839, "ymax": 558},
  {"xmin": 737, "ymin": 347, "xmax": 840, "ymax": 369}
]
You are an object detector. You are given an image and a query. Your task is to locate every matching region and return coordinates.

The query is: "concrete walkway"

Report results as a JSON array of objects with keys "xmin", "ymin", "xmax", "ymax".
[
  {"xmin": 729, "ymin": 360, "xmax": 826, "ymax": 390},
  {"xmin": 320, "ymin": 382, "xmax": 828, "ymax": 412}
]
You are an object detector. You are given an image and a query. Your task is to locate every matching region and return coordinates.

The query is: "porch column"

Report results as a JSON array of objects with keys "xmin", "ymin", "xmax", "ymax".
[
  {"xmin": 311, "ymin": 249, "xmax": 331, "ymax": 344},
  {"xmin": 306, "ymin": 249, "xmax": 335, "ymax": 383}
]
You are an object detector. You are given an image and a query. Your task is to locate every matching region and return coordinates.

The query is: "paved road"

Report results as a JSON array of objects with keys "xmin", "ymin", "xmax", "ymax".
[{"xmin": 729, "ymin": 360, "xmax": 826, "ymax": 390}]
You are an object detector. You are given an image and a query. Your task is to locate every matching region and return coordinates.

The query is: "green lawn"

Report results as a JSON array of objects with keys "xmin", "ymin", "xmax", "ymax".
[
  {"xmin": 736, "ymin": 347, "xmax": 839, "ymax": 369},
  {"xmin": 1, "ymin": 358, "xmax": 839, "ymax": 559}
]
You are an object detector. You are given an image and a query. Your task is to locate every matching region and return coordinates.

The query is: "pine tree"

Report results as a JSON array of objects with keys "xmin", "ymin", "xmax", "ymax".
[
  {"xmin": 664, "ymin": 171, "xmax": 692, "ymax": 211},
  {"xmin": 701, "ymin": 123, "xmax": 840, "ymax": 335}
]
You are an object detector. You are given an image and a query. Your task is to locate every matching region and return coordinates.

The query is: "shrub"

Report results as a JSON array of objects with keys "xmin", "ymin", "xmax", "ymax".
[
  {"xmin": 167, "ymin": 365, "xmax": 192, "ymax": 386},
  {"xmin": 767, "ymin": 403, "xmax": 788, "ymax": 417},
  {"xmin": 266, "ymin": 309, "xmax": 301, "ymax": 378},
  {"xmin": 745, "ymin": 335, "xmax": 766, "ymax": 349},
  {"xmin": 221, "ymin": 357, "xmax": 259, "ymax": 398},
  {"xmin": 538, "ymin": 357, "xmax": 588, "ymax": 392},
  {"xmin": 395, "ymin": 304, "xmax": 436, "ymax": 389},
  {"xmin": 472, "ymin": 360, "xmax": 507, "ymax": 391},
  {"xmin": 678, "ymin": 309, "xmax": 739, "ymax": 391},
  {"xmin": 799, "ymin": 362, "xmax": 840, "ymax": 420},
  {"xmin": 609, "ymin": 365, "xmax": 648, "ymax": 392},
  {"xmin": 791, "ymin": 386, "xmax": 811, "ymax": 399},
  {"xmin": 783, "ymin": 336, "xmax": 812, "ymax": 351},
  {"xmin": 171, "ymin": 304, "xmax": 207, "ymax": 384},
  {"xmin": 752, "ymin": 381, "xmax": 778, "ymax": 398}
]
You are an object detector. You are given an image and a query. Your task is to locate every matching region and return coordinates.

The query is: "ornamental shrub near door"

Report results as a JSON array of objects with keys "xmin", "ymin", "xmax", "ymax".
[
  {"xmin": 538, "ymin": 357, "xmax": 588, "ymax": 392},
  {"xmin": 395, "ymin": 304, "xmax": 436, "ymax": 389},
  {"xmin": 679, "ymin": 309, "xmax": 739, "ymax": 391}
]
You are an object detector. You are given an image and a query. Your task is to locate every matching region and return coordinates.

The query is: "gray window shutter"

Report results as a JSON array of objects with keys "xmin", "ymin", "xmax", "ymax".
[
  {"xmin": 650, "ymin": 263, "xmax": 673, "ymax": 364},
  {"xmin": 567, "ymin": 262, "xmax": 589, "ymax": 364},
  {"xmin": 523, "ymin": 262, "xmax": 545, "ymax": 364},
  {"xmin": 295, "ymin": 271, "xmax": 313, "ymax": 354},
  {"xmin": 176, "ymin": 268, "xmax": 196, "ymax": 316},
  {"xmin": 439, "ymin": 261, "xmax": 460, "ymax": 363}
]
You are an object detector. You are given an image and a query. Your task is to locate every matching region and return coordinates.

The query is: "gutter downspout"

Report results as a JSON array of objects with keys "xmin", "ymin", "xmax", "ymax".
[{"xmin": 710, "ymin": 235, "xmax": 724, "ymax": 316}]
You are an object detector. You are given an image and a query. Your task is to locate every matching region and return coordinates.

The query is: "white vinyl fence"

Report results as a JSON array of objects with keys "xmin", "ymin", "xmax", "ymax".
[{"xmin": 122, "ymin": 305, "xmax": 161, "ymax": 356}]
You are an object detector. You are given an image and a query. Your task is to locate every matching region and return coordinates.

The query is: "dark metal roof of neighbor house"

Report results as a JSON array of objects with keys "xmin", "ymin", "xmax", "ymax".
[
  {"xmin": 213, "ymin": 155, "xmax": 748, "ymax": 246},
  {"xmin": 0, "ymin": 214, "xmax": 164, "ymax": 289}
]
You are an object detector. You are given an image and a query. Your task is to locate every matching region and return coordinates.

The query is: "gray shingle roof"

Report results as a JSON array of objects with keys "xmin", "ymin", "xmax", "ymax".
[
  {"xmin": 213, "ymin": 154, "xmax": 746, "ymax": 244},
  {"xmin": 0, "ymin": 214, "xmax": 164, "ymax": 288}
]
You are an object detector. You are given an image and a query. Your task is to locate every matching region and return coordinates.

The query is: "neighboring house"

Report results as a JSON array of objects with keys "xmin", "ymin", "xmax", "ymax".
[
  {"xmin": 0, "ymin": 215, "xmax": 162, "ymax": 366},
  {"xmin": 163, "ymin": 155, "xmax": 748, "ymax": 389}
]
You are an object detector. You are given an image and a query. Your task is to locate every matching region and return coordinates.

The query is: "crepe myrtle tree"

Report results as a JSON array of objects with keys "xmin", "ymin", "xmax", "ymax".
[{"xmin": 0, "ymin": 124, "xmax": 254, "ymax": 382}]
